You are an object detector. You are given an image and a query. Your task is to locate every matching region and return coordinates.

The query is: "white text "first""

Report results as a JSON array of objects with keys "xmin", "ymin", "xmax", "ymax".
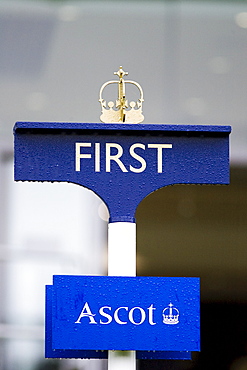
[{"xmin": 75, "ymin": 142, "xmax": 172, "ymax": 173}]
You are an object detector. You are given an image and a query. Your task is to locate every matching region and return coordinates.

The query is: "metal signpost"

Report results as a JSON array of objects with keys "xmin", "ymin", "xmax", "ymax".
[{"xmin": 14, "ymin": 68, "xmax": 231, "ymax": 370}]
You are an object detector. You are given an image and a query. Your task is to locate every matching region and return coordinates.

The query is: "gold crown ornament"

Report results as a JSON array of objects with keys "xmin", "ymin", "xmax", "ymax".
[{"xmin": 99, "ymin": 67, "xmax": 144, "ymax": 124}]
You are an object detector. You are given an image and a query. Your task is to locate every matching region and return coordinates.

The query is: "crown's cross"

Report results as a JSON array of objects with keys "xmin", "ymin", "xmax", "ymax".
[
  {"xmin": 114, "ymin": 67, "xmax": 128, "ymax": 122},
  {"xmin": 168, "ymin": 303, "xmax": 174, "ymax": 317},
  {"xmin": 99, "ymin": 66, "xmax": 144, "ymax": 124}
]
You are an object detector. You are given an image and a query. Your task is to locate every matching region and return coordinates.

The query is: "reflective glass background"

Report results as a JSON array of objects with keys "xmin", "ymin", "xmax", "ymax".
[{"xmin": 0, "ymin": 1, "xmax": 247, "ymax": 369}]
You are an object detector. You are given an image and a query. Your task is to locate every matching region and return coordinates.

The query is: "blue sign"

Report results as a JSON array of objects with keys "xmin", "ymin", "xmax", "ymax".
[
  {"xmin": 46, "ymin": 276, "xmax": 200, "ymax": 353},
  {"xmin": 45, "ymin": 283, "xmax": 191, "ymax": 360},
  {"xmin": 14, "ymin": 122, "xmax": 231, "ymax": 222},
  {"xmin": 14, "ymin": 122, "xmax": 230, "ymax": 360}
]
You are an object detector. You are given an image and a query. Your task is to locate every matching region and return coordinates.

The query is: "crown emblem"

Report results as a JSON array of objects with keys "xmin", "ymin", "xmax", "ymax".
[
  {"xmin": 162, "ymin": 303, "xmax": 180, "ymax": 325},
  {"xmin": 99, "ymin": 66, "xmax": 144, "ymax": 124}
]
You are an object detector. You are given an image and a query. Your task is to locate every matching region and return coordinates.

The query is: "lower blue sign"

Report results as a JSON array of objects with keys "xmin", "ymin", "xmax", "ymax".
[{"xmin": 46, "ymin": 276, "xmax": 200, "ymax": 356}]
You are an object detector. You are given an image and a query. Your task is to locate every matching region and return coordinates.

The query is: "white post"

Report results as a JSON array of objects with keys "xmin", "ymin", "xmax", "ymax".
[{"xmin": 108, "ymin": 222, "xmax": 136, "ymax": 370}]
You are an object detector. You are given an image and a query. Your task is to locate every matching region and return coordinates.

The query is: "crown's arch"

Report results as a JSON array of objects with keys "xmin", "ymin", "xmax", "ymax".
[{"xmin": 99, "ymin": 67, "xmax": 144, "ymax": 124}]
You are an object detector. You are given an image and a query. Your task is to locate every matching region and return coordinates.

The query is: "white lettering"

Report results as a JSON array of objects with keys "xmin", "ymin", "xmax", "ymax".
[
  {"xmin": 75, "ymin": 142, "xmax": 173, "ymax": 173},
  {"xmin": 95, "ymin": 143, "xmax": 100, "ymax": 172},
  {"xmin": 129, "ymin": 307, "xmax": 146, "ymax": 325},
  {"xmin": 147, "ymin": 304, "xmax": 156, "ymax": 325},
  {"xmin": 75, "ymin": 302, "xmax": 97, "ymax": 324},
  {"xmin": 75, "ymin": 303, "xmax": 158, "ymax": 326},
  {"xmin": 105, "ymin": 143, "xmax": 128, "ymax": 173},
  {"xmin": 99, "ymin": 306, "xmax": 112, "ymax": 324},
  {"xmin": 148, "ymin": 144, "xmax": 173, "ymax": 173},
  {"xmin": 114, "ymin": 307, "xmax": 128, "ymax": 325},
  {"xmin": 129, "ymin": 143, "xmax": 146, "ymax": 173},
  {"xmin": 75, "ymin": 143, "xmax": 92, "ymax": 172}
]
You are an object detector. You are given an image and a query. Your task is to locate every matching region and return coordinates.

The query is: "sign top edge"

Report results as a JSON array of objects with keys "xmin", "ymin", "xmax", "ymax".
[{"xmin": 14, "ymin": 122, "xmax": 231, "ymax": 134}]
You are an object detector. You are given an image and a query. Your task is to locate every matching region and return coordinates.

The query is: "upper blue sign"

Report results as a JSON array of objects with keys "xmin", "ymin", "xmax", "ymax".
[
  {"xmin": 14, "ymin": 122, "xmax": 231, "ymax": 222},
  {"xmin": 47, "ymin": 275, "xmax": 200, "ymax": 352}
]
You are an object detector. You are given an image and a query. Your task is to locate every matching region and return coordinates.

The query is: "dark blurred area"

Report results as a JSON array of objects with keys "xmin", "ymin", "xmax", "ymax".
[{"xmin": 137, "ymin": 167, "xmax": 247, "ymax": 369}]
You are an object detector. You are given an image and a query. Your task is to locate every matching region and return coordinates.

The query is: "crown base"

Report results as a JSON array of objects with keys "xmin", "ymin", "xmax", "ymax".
[
  {"xmin": 163, "ymin": 320, "xmax": 179, "ymax": 325},
  {"xmin": 163, "ymin": 314, "xmax": 179, "ymax": 325},
  {"xmin": 100, "ymin": 108, "xmax": 144, "ymax": 124}
]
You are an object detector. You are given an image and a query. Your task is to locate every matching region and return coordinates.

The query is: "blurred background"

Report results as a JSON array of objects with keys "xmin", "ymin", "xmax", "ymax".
[{"xmin": 0, "ymin": 0, "xmax": 247, "ymax": 369}]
